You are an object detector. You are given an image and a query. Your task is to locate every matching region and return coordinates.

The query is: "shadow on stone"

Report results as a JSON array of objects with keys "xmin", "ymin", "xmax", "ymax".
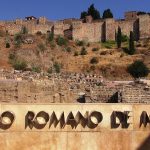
[{"xmin": 137, "ymin": 135, "xmax": 150, "ymax": 150}]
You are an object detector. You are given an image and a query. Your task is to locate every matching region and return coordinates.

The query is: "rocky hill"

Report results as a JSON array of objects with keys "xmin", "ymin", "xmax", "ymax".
[{"xmin": 0, "ymin": 32, "xmax": 150, "ymax": 80}]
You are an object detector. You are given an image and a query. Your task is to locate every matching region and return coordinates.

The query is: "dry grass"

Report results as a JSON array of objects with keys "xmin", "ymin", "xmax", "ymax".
[{"xmin": 0, "ymin": 34, "xmax": 149, "ymax": 79}]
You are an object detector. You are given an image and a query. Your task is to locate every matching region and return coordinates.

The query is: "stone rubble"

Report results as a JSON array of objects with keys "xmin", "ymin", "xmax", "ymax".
[{"xmin": 0, "ymin": 69, "xmax": 149, "ymax": 103}]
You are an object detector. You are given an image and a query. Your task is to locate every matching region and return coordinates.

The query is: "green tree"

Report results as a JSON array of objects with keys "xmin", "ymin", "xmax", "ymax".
[
  {"xmin": 87, "ymin": 4, "xmax": 100, "ymax": 20},
  {"xmin": 128, "ymin": 61, "xmax": 149, "ymax": 78},
  {"xmin": 117, "ymin": 27, "xmax": 122, "ymax": 48},
  {"xmin": 102, "ymin": 9, "xmax": 113, "ymax": 19},
  {"xmin": 80, "ymin": 11, "xmax": 88, "ymax": 19},
  {"xmin": 128, "ymin": 31, "xmax": 135, "ymax": 55}
]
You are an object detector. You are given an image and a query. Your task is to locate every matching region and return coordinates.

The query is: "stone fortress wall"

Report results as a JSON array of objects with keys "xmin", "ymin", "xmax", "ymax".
[{"xmin": 0, "ymin": 11, "xmax": 150, "ymax": 42}]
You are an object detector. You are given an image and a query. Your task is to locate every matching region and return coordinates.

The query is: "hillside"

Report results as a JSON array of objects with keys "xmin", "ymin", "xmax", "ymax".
[{"xmin": 0, "ymin": 32, "xmax": 150, "ymax": 80}]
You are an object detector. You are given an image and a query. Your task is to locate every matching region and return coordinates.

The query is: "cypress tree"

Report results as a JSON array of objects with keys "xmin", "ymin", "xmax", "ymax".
[
  {"xmin": 117, "ymin": 27, "xmax": 122, "ymax": 48},
  {"xmin": 129, "ymin": 31, "xmax": 135, "ymax": 55}
]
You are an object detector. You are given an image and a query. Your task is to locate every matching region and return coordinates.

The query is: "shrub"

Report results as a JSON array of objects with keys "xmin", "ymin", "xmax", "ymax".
[
  {"xmin": 47, "ymin": 67, "xmax": 53, "ymax": 74},
  {"xmin": 90, "ymin": 65, "xmax": 96, "ymax": 71},
  {"xmin": 64, "ymin": 47, "xmax": 71, "ymax": 53},
  {"xmin": 76, "ymin": 40, "xmax": 85, "ymax": 46},
  {"xmin": 128, "ymin": 61, "xmax": 149, "ymax": 78},
  {"xmin": 21, "ymin": 26, "xmax": 28, "ymax": 34},
  {"xmin": 12, "ymin": 60, "xmax": 27, "ymax": 71},
  {"xmin": 87, "ymin": 43, "xmax": 90, "ymax": 47},
  {"xmin": 90, "ymin": 57, "xmax": 99, "ymax": 64},
  {"xmin": 53, "ymin": 62, "xmax": 61, "ymax": 73},
  {"xmin": 100, "ymin": 51, "xmax": 107, "ymax": 55},
  {"xmin": 14, "ymin": 33, "xmax": 22, "ymax": 47},
  {"xmin": 6, "ymin": 43, "xmax": 10, "ymax": 48},
  {"xmin": 36, "ymin": 31, "xmax": 42, "ymax": 36},
  {"xmin": 121, "ymin": 35, "xmax": 129, "ymax": 42},
  {"xmin": 74, "ymin": 51, "xmax": 79, "ymax": 56},
  {"xmin": 56, "ymin": 36, "xmax": 67, "ymax": 46},
  {"xmin": 92, "ymin": 47, "xmax": 99, "ymax": 51},
  {"xmin": 37, "ymin": 43, "xmax": 46, "ymax": 52},
  {"xmin": 47, "ymin": 32, "xmax": 54, "ymax": 42},
  {"xmin": 50, "ymin": 41, "xmax": 56, "ymax": 49},
  {"xmin": 101, "ymin": 41, "xmax": 116, "ymax": 49},
  {"xmin": 32, "ymin": 66, "xmax": 41, "ymax": 73},
  {"xmin": 9, "ymin": 52, "xmax": 16, "ymax": 62},
  {"xmin": 80, "ymin": 47, "xmax": 87, "ymax": 55}
]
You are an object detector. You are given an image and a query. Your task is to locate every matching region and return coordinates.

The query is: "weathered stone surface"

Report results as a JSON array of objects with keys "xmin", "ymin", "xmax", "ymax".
[
  {"xmin": 0, "ymin": 104, "xmax": 149, "ymax": 150},
  {"xmin": 0, "ymin": 11, "xmax": 150, "ymax": 42}
]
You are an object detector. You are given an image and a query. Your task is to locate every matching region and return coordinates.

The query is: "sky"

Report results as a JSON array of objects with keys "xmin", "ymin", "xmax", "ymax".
[{"xmin": 0, "ymin": 0, "xmax": 150, "ymax": 21}]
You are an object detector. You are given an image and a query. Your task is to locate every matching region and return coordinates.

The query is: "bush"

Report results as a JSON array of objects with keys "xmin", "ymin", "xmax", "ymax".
[
  {"xmin": 9, "ymin": 52, "xmax": 16, "ymax": 63},
  {"xmin": 90, "ymin": 57, "xmax": 99, "ymax": 64},
  {"xmin": 50, "ymin": 41, "xmax": 56, "ymax": 49},
  {"xmin": 128, "ymin": 61, "xmax": 149, "ymax": 78},
  {"xmin": 37, "ymin": 43, "xmax": 46, "ymax": 52},
  {"xmin": 121, "ymin": 35, "xmax": 129, "ymax": 42},
  {"xmin": 53, "ymin": 62, "xmax": 61, "ymax": 73},
  {"xmin": 74, "ymin": 51, "xmax": 79, "ymax": 56},
  {"xmin": 56, "ymin": 36, "xmax": 67, "ymax": 46},
  {"xmin": 64, "ymin": 47, "xmax": 71, "ymax": 53},
  {"xmin": 32, "ymin": 66, "xmax": 41, "ymax": 73},
  {"xmin": 80, "ymin": 47, "xmax": 87, "ymax": 55},
  {"xmin": 12, "ymin": 60, "xmax": 27, "ymax": 71},
  {"xmin": 6, "ymin": 43, "xmax": 10, "ymax": 48},
  {"xmin": 47, "ymin": 67, "xmax": 53, "ymax": 74},
  {"xmin": 100, "ymin": 51, "xmax": 107, "ymax": 55},
  {"xmin": 14, "ymin": 33, "xmax": 22, "ymax": 47},
  {"xmin": 47, "ymin": 32, "xmax": 54, "ymax": 42},
  {"xmin": 21, "ymin": 26, "xmax": 28, "ymax": 34},
  {"xmin": 92, "ymin": 47, "xmax": 99, "ymax": 51},
  {"xmin": 90, "ymin": 65, "xmax": 96, "ymax": 71},
  {"xmin": 101, "ymin": 41, "xmax": 116, "ymax": 49},
  {"xmin": 76, "ymin": 40, "xmax": 85, "ymax": 46},
  {"xmin": 36, "ymin": 31, "xmax": 42, "ymax": 36}
]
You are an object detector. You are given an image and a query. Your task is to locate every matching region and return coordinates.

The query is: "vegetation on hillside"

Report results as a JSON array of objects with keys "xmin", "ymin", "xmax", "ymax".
[
  {"xmin": 128, "ymin": 61, "xmax": 149, "ymax": 78},
  {"xmin": 0, "ymin": 27, "xmax": 148, "ymax": 80},
  {"xmin": 117, "ymin": 27, "xmax": 122, "ymax": 48}
]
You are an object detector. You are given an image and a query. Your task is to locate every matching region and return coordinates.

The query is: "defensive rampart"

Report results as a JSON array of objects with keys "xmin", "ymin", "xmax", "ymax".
[{"xmin": 0, "ymin": 11, "xmax": 150, "ymax": 42}]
